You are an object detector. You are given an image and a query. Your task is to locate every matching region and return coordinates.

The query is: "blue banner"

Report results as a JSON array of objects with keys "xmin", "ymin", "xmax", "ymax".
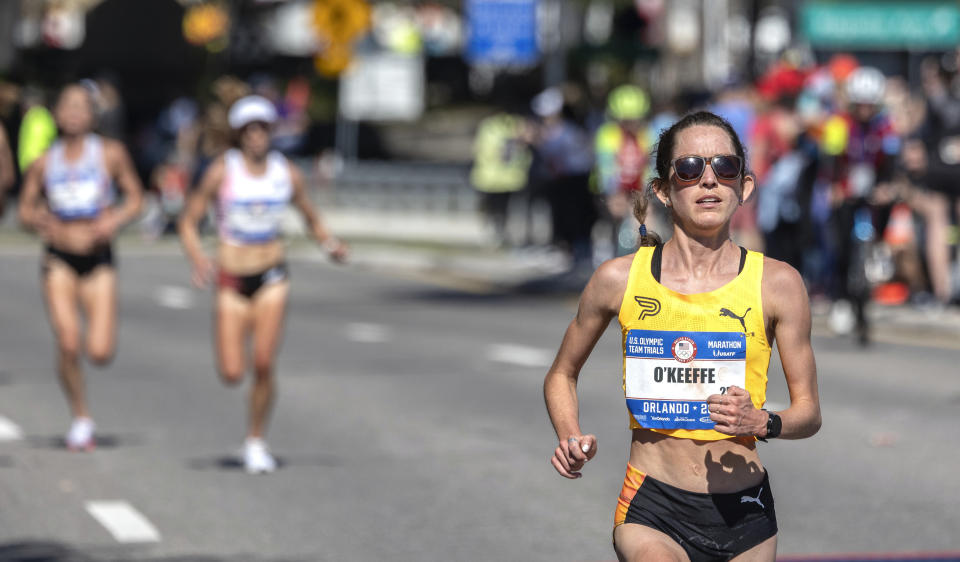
[{"xmin": 466, "ymin": 0, "xmax": 538, "ymax": 66}]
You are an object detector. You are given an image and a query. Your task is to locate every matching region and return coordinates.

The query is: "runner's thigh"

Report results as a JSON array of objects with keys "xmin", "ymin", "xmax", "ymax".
[
  {"xmin": 78, "ymin": 267, "xmax": 117, "ymax": 363},
  {"xmin": 250, "ymin": 282, "xmax": 290, "ymax": 371},
  {"xmin": 44, "ymin": 261, "xmax": 81, "ymax": 355},
  {"xmin": 216, "ymin": 288, "xmax": 252, "ymax": 381},
  {"xmin": 613, "ymin": 523, "xmax": 689, "ymax": 562}
]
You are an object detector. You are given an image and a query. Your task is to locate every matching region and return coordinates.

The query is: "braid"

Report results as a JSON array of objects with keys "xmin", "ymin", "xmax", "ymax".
[{"xmin": 633, "ymin": 186, "xmax": 662, "ymax": 247}]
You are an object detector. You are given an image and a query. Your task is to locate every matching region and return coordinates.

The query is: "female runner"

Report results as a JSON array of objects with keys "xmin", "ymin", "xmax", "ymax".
[
  {"xmin": 544, "ymin": 111, "xmax": 821, "ymax": 561},
  {"xmin": 178, "ymin": 95, "xmax": 347, "ymax": 474},
  {"xmin": 18, "ymin": 83, "xmax": 144, "ymax": 450}
]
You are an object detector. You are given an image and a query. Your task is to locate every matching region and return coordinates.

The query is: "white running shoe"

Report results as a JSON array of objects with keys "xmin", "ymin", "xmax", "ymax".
[
  {"xmin": 243, "ymin": 438, "xmax": 277, "ymax": 474},
  {"xmin": 66, "ymin": 417, "xmax": 96, "ymax": 451}
]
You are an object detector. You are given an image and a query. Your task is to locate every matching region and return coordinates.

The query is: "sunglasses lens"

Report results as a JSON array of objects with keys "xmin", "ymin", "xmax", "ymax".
[
  {"xmin": 674, "ymin": 157, "xmax": 705, "ymax": 181},
  {"xmin": 712, "ymin": 155, "xmax": 742, "ymax": 179}
]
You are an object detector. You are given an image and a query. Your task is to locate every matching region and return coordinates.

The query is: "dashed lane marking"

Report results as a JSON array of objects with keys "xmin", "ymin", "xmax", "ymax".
[
  {"xmin": 488, "ymin": 344, "xmax": 553, "ymax": 368},
  {"xmin": 0, "ymin": 416, "xmax": 23, "ymax": 441},
  {"xmin": 154, "ymin": 285, "xmax": 195, "ymax": 310},
  {"xmin": 85, "ymin": 501, "xmax": 161, "ymax": 543},
  {"xmin": 345, "ymin": 323, "xmax": 392, "ymax": 343}
]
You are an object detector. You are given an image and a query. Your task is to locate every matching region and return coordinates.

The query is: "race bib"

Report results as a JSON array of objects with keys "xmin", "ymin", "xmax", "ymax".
[
  {"xmin": 48, "ymin": 177, "xmax": 102, "ymax": 218},
  {"xmin": 225, "ymin": 200, "xmax": 286, "ymax": 242},
  {"xmin": 625, "ymin": 329, "xmax": 746, "ymax": 430}
]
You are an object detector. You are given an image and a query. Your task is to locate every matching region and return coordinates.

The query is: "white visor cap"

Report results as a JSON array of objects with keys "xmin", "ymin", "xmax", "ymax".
[{"xmin": 228, "ymin": 95, "xmax": 278, "ymax": 130}]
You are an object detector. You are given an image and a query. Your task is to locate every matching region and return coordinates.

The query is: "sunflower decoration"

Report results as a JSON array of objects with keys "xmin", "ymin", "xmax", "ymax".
[
  {"xmin": 183, "ymin": 2, "xmax": 230, "ymax": 52},
  {"xmin": 312, "ymin": 0, "xmax": 371, "ymax": 76}
]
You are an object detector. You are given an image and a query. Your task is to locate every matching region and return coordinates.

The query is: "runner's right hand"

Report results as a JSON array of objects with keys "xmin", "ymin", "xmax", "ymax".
[
  {"xmin": 34, "ymin": 209, "xmax": 61, "ymax": 242},
  {"xmin": 551, "ymin": 434, "xmax": 597, "ymax": 479},
  {"xmin": 191, "ymin": 256, "xmax": 215, "ymax": 288}
]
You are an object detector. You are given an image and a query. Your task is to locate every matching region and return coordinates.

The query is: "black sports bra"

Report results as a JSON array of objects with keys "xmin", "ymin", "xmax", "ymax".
[{"xmin": 650, "ymin": 243, "xmax": 747, "ymax": 282}]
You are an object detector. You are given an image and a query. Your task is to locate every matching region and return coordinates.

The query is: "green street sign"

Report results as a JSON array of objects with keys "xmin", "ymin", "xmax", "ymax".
[{"xmin": 802, "ymin": 2, "xmax": 960, "ymax": 49}]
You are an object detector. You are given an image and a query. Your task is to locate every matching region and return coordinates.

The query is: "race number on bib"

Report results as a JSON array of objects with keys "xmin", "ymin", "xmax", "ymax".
[
  {"xmin": 48, "ymin": 178, "xmax": 102, "ymax": 218},
  {"xmin": 225, "ymin": 200, "xmax": 286, "ymax": 243},
  {"xmin": 625, "ymin": 329, "xmax": 746, "ymax": 430}
]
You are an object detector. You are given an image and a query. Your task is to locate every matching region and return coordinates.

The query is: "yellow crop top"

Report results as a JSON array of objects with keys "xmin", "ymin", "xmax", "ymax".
[{"xmin": 619, "ymin": 245, "xmax": 771, "ymax": 441}]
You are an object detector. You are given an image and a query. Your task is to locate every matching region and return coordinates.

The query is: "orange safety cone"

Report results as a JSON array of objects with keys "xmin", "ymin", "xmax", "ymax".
[{"xmin": 883, "ymin": 202, "xmax": 914, "ymax": 246}]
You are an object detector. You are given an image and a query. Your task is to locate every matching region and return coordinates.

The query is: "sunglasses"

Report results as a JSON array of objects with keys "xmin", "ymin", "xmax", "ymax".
[{"xmin": 672, "ymin": 154, "xmax": 743, "ymax": 182}]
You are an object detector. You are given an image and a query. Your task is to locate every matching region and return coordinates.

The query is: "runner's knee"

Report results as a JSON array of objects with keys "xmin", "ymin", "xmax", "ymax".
[
  {"xmin": 57, "ymin": 336, "xmax": 81, "ymax": 362},
  {"xmin": 252, "ymin": 352, "xmax": 274, "ymax": 380},
  {"xmin": 86, "ymin": 342, "xmax": 114, "ymax": 366},
  {"xmin": 218, "ymin": 364, "xmax": 244, "ymax": 385}
]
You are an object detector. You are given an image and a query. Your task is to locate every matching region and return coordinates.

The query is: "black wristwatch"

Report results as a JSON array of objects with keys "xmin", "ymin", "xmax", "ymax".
[{"xmin": 762, "ymin": 409, "xmax": 782, "ymax": 439}]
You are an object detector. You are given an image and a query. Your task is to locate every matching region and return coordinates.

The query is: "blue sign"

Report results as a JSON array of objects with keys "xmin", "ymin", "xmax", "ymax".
[{"xmin": 466, "ymin": 0, "xmax": 538, "ymax": 66}]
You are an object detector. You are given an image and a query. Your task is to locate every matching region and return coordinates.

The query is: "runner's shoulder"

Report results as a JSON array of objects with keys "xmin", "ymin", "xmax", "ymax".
[
  {"xmin": 100, "ymin": 137, "xmax": 128, "ymax": 157},
  {"xmin": 761, "ymin": 256, "xmax": 807, "ymax": 308},
  {"xmin": 586, "ymin": 253, "xmax": 634, "ymax": 301},
  {"xmin": 594, "ymin": 253, "xmax": 634, "ymax": 283}
]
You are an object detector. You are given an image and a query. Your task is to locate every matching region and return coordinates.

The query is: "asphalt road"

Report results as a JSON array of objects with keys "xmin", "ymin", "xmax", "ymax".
[{"xmin": 0, "ymin": 241, "xmax": 958, "ymax": 561}]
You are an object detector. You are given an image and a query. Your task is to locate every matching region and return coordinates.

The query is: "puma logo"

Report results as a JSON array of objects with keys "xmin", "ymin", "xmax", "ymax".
[
  {"xmin": 740, "ymin": 486, "xmax": 765, "ymax": 509},
  {"xmin": 720, "ymin": 307, "xmax": 751, "ymax": 331},
  {"xmin": 635, "ymin": 296, "xmax": 661, "ymax": 320}
]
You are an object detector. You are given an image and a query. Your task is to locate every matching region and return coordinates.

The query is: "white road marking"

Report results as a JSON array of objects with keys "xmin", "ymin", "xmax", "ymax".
[
  {"xmin": 85, "ymin": 501, "xmax": 161, "ymax": 543},
  {"xmin": 0, "ymin": 416, "xmax": 23, "ymax": 441},
  {"xmin": 345, "ymin": 323, "xmax": 391, "ymax": 343},
  {"xmin": 488, "ymin": 344, "xmax": 553, "ymax": 368},
  {"xmin": 154, "ymin": 285, "xmax": 194, "ymax": 310}
]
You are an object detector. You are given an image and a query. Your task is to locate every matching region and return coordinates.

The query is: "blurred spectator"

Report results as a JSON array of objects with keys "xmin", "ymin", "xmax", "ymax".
[
  {"xmin": 747, "ymin": 61, "xmax": 807, "ymax": 252},
  {"xmin": 822, "ymin": 66, "xmax": 901, "ymax": 344},
  {"xmin": 17, "ymin": 86, "xmax": 56, "ymax": 173},
  {"xmin": 195, "ymin": 76, "xmax": 250, "ymax": 183},
  {"xmin": 470, "ymin": 110, "xmax": 533, "ymax": 247},
  {"xmin": 530, "ymin": 87, "xmax": 596, "ymax": 272},
  {"xmin": 90, "ymin": 74, "xmax": 126, "ymax": 140},
  {"xmin": 593, "ymin": 85, "xmax": 651, "ymax": 258},
  {"xmin": 708, "ymin": 81, "xmax": 756, "ymax": 152},
  {"xmin": 272, "ymin": 76, "xmax": 311, "ymax": 156},
  {"xmin": 903, "ymin": 52, "xmax": 960, "ymax": 305},
  {"xmin": 144, "ymin": 97, "xmax": 200, "ymax": 238},
  {"xmin": 755, "ymin": 107, "xmax": 813, "ymax": 274},
  {"xmin": 0, "ymin": 125, "xmax": 14, "ymax": 216}
]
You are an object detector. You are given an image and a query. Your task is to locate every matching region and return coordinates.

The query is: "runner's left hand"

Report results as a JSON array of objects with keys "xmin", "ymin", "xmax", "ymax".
[
  {"xmin": 324, "ymin": 238, "xmax": 349, "ymax": 264},
  {"xmin": 707, "ymin": 386, "xmax": 765, "ymax": 436},
  {"xmin": 93, "ymin": 213, "xmax": 119, "ymax": 242}
]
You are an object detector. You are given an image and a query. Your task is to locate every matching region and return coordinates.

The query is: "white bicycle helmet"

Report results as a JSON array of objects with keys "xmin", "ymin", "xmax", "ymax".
[{"xmin": 845, "ymin": 67, "xmax": 886, "ymax": 105}]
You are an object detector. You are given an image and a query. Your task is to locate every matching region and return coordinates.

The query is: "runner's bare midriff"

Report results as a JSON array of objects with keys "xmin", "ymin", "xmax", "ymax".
[
  {"xmin": 629, "ymin": 428, "xmax": 763, "ymax": 493},
  {"xmin": 47, "ymin": 219, "xmax": 105, "ymax": 255},
  {"xmin": 217, "ymin": 239, "xmax": 285, "ymax": 275}
]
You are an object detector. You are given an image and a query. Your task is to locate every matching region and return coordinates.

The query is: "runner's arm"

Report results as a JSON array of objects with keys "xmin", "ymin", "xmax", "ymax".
[
  {"xmin": 764, "ymin": 260, "xmax": 822, "ymax": 439},
  {"xmin": 103, "ymin": 141, "xmax": 144, "ymax": 234},
  {"xmin": 0, "ymin": 127, "xmax": 14, "ymax": 214},
  {"xmin": 289, "ymin": 162, "xmax": 347, "ymax": 262},
  {"xmin": 17, "ymin": 155, "xmax": 48, "ymax": 232},
  {"xmin": 544, "ymin": 259, "xmax": 625, "ymax": 477},
  {"xmin": 177, "ymin": 158, "xmax": 223, "ymax": 280}
]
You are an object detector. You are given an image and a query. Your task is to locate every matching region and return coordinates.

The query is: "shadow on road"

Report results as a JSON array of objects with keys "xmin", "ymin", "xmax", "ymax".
[
  {"xmin": 185, "ymin": 453, "xmax": 340, "ymax": 472},
  {"xmin": 0, "ymin": 541, "xmax": 95, "ymax": 562},
  {"xmin": 25, "ymin": 433, "xmax": 144, "ymax": 451},
  {"xmin": 0, "ymin": 540, "xmax": 312, "ymax": 561},
  {"xmin": 382, "ymin": 272, "xmax": 587, "ymax": 304}
]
